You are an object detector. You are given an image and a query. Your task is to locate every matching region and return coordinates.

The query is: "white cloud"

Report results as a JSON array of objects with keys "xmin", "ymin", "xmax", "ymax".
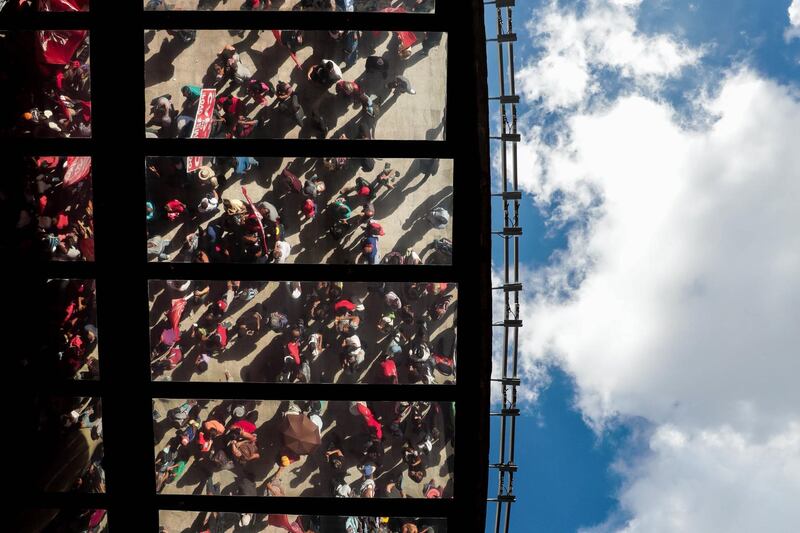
[
  {"xmin": 787, "ymin": 0, "xmax": 800, "ymax": 41},
  {"xmin": 516, "ymin": 0, "xmax": 703, "ymax": 111},
  {"xmin": 583, "ymin": 424, "xmax": 800, "ymax": 533},
  {"xmin": 520, "ymin": 70, "xmax": 800, "ymax": 438},
  {"xmin": 510, "ymin": 3, "xmax": 800, "ymax": 529},
  {"xmin": 514, "ymin": 21, "xmax": 800, "ymax": 532}
]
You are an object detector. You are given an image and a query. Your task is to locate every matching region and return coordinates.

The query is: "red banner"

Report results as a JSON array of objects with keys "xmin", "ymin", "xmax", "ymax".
[
  {"xmin": 63, "ymin": 156, "xmax": 91, "ymax": 187},
  {"xmin": 186, "ymin": 156, "xmax": 204, "ymax": 173},
  {"xmin": 189, "ymin": 88, "xmax": 217, "ymax": 139}
]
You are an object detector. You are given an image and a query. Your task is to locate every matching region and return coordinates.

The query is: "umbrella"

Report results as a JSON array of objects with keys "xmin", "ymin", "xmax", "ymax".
[{"xmin": 280, "ymin": 413, "xmax": 320, "ymax": 455}]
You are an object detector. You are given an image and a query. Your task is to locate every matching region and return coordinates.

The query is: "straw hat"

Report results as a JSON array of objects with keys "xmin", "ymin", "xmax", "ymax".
[
  {"xmin": 197, "ymin": 165, "xmax": 215, "ymax": 181},
  {"xmin": 224, "ymin": 198, "xmax": 247, "ymax": 215}
]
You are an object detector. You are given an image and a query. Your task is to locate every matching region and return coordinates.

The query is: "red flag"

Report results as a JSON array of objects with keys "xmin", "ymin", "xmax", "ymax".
[
  {"xmin": 169, "ymin": 298, "xmax": 187, "ymax": 336},
  {"xmin": 36, "ymin": 156, "xmax": 60, "ymax": 169},
  {"xmin": 63, "ymin": 156, "xmax": 91, "ymax": 187},
  {"xmin": 241, "ymin": 186, "xmax": 270, "ymax": 257},
  {"xmin": 36, "ymin": 30, "xmax": 87, "ymax": 66},
  {"xmin": 38, "ymin": 0, "xmax": 89, "ymax": 11}
]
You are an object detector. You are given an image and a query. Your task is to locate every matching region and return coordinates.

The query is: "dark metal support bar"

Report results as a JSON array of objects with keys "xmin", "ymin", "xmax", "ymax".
[{"xmin": 486, "ymin": 2, "xmax": 523, "ymax": 533}]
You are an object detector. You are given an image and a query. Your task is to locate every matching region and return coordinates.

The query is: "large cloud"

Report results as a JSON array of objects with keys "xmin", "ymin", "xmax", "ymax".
[
  {"xmin": 787, "ymin": 0, "xmax": 800, "ymax": 41},
  {"xmin": 582, "ymin": 424, "xmax": 800, "ymax": 533},
  {"xmin": 520, "ymin": 70, "xmax": 800, "ymax": 436},
  {"xmin": 512, "ymin": 2, "xmax": 800, "ymax": 531},
  {"xmin": 516, "ymin": 0, "xmax": 703, "ymax": 111}
]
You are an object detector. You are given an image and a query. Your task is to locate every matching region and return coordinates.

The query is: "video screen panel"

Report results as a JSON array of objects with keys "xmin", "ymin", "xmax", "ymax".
[
  {"xmin": 143, "ymin": 0, "xmax": 434, "ymax": 13},
  {"xmin": 149, "ymin": 280, "xmax": 457, "ymax": 384},
  {"xmin": 152, "ymin": 399, "xmax": 454, "ymax": 498},
  {"xmin": 146, "ymin": 156, "xmax": 452, "ymax": 265},
  {"xmin": 1, "ymin": 157, "xmax": 94, "ymax": 262},
  {"xmin": 24, "ymin": 396, "xmax": 105, "ymax": 494},
  {"xmin": 144, "ymin": 30, "xmax": 446, "ymax": 140},
  {"xmin": 0, "ymin": 31, "xmax": 91, "ymax": 138}
]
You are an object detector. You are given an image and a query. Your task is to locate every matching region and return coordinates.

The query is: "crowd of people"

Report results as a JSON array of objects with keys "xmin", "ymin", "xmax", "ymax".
[
  {"xmin": 30, "ymin": 396, "xmax": 105, "ymax": 494},
  {"xmin": 145, "ymin": 0, "xmax": 434, "ymax": 13},
  {"xmin": 144, "ymin": 28, "xmax": 444, "ymax": 140},
  {"xmin": 153, "ymin": 399, "xmax": 454, "ymax": 500},
  {"xmin": 149, "ymin": 281, "xmax": 456, "ymax": 384},
  {"xmin": 0, "ymin": 30, "xmax": 91, "ymax": 137},
  {"xmin": 146, "ymin": 156, "xmax": 451, "ymax": 264},
  {"xmin": 160, "ymin": 510, "xmax": 444, "ymax": 533},
  {"xmin": 1, "ymin": 156, "xmax": 94, "ymax": 261},
  {"xmin": 17, "ymin": 279, "xmax": 100, "ymax": 380}
]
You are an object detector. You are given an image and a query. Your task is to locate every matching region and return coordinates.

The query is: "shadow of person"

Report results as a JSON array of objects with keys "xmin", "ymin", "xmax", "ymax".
[
  {"xmin": 145, "ymin": 33, "xmax": 194, "ymax": 88},
  {"xmin": 240, "ymin": 333, "xmax": 284, "ymax": 382},
  {"xmin": 174, "ymin": 458, "xmax": 211, "ymax": 492}
]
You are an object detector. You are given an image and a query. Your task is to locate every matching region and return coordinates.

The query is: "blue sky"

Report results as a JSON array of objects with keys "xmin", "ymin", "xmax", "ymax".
[{"xmin": 484, "ymin": 1, "xmax": 800, "ymax": 532}]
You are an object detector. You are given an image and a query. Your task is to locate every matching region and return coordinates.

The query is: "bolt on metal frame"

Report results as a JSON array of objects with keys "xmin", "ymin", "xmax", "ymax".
[{"xmin": 485, "ymin": 1, "xmax": 522, "ymax": 533}]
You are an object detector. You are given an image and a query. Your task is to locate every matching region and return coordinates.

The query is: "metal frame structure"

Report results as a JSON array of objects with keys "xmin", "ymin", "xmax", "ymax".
[
  {"xmin": 10, "ymin": 2, "xmax": 496, "ymax": 531},
  {"xmin": 485, "ymin": 1, "xmax": 522, "ymax": 533}
]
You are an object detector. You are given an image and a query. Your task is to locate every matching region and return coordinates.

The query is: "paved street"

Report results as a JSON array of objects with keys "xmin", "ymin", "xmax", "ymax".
[
  {"xmin": 144, "ymin": 29, "xmax": 447, "ymax": 140},
  {"xmin": 153, "ymin": 399, "xmax": 455, "ymax": 499},
  {"xmin": 146, "ymin": 157, "xmax": 453, "ymax": 264},
  {"xmin": 148, "ymin": 281, "xmax": 457, "ymax": 384}
]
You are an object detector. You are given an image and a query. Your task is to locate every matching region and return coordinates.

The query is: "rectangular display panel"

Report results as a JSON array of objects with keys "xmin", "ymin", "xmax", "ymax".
[
  {"xmin": 146, "ymin": 156, "xmax": 452, "ymax": 265},
  {"xmin": 144, "ymin": 30, "xmax": 446, "ymax": 140},
  {"xmin": 149, "ymin": 280, "xmax": 456, "ymax": 384},
  {"xmin": 152, "ymin": 399, "xmax": 454, "ymax": 498}
]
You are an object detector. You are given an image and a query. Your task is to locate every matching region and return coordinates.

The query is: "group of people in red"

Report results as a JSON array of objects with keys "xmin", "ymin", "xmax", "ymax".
[
  {"xmin": 3, "ymin": 156, "xmax": 94, "ymax": 261},
  {"xmin": 1, "ymin": 27, "xmax": 91, "ymax": 137}
]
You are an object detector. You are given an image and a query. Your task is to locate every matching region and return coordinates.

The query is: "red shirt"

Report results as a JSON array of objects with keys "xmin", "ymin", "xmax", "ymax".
[{"xmin": 230, "ymin": 419, "xmax": 256, "ymax": 434}]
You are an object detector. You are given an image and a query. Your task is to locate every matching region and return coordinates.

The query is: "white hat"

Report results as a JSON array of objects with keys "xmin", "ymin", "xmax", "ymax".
[{"xmin": 197, "ymin": 165, "xmax": 215, "ymax": 181}]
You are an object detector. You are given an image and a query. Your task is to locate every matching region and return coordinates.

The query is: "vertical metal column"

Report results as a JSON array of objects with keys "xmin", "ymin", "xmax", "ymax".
[{"xmin": 486, "ymin": 1, "xmax": 523, "ymax": 533}]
